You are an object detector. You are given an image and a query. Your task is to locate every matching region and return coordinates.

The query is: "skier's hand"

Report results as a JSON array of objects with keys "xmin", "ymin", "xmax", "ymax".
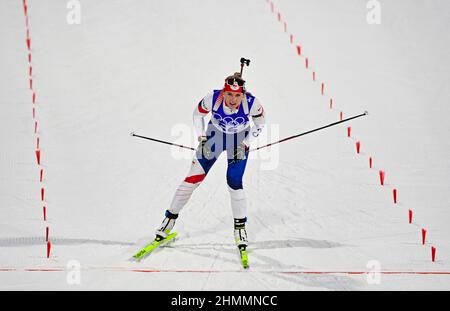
[
  {"xmin": 197, "ymin": 136, "xmax": 213, "ymax": 160},
  {"xmin": 232, "ymin": 141, "xmax": 249, "ymax": 162}
]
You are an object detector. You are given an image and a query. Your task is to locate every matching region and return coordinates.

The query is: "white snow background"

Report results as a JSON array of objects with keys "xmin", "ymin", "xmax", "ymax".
[{"xmin": 0, "ymin": 0, "xmax": 449, "ymax": 290}]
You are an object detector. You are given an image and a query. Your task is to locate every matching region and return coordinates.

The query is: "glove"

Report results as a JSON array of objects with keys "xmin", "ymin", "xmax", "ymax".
[
  {"xmin": 232, "ymin": 141, "xmax": 249, "ymax": 163},
  {"xmin": 197, "ymin": 136, "xmax": 213, "ymax": 160}
]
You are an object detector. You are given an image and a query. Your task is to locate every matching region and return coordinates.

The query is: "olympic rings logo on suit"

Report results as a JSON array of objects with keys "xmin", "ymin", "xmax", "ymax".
[{"xmin": 212, "ymin": 113, "xmax": 249, "ymax": 133}]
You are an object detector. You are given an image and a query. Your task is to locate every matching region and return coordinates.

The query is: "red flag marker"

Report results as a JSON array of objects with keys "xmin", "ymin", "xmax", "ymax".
[
  {"xmin": 347, "ymin": 126, "xmax": 351, "ymax": 138},
  {"xmin": 277, "ymin": 12, "xmax": 281, "ymax": 22},
  {"xmin": 379, "ymin": 170, "xmax": 385, "ymax": 186},
  {"xmin": 35, "ymin": 149, "xmax": 41, "ymax": 165},
  {"xmin": 312, "ymin": 72, "xmax": 316, "ymax": 81},
  {"xmin": 296, "ymin": 45, "xmax": 301, "ymax": 56},
  {"xmin": 29, "ymin": 66, "xmax": 32, "ymax": 76},
  {"xmin": 41, "ymin": 187, "xmax": 45, "ymax": 201},
  {"xmin": 26, "ymin": 38, "xmax": 31, "ymax": 50},
  {"xmin": 290, "ymin": 34, "xmax": 293, "ymax": 44},
  {"xmin": 43, "ymin": 206, "xmax": 47, "ymax": 221},
  {"xmin": 28, "ymin": 53, "xmax": 32, "ymax": 63},
  {"xmin": 408, "ymin": 209, "xmax": 413, "ymax": 224},
  {"xmin": 305, "ymin": 58, "xmax": 309, "ymax": 69},
  {"xmin": 24, "ymin": 4, "xmax": 27, "ymax": 17},
  {"xmin": 32, "ymin": 93, "xmax": 36, "ymax": 103},
  {"xmin": 393, "ymin": 188, "xmax": 397, "ymax": 204},
  {"xmin": 369, "ymin": 157, "xmax": 373, "ymax": 169},
  {"xmin": 431, "ymin": 246, "xmax": 436, "ymax": 262},
  {"xmin": 40, "ymin": 169, "xmax": 43, "ymax": 182},
  {"xmin": 36, "ymin": 137, "xmax": 40, "ymax": 149},
  {"xmin": 47, "ymin": 242, "xmax": 51, "ymax": 258},
  {"xmin": 34, "ymin": 121, "xmax": 37, "ymax": 133},
  {"xmin": 330, "ymin": 98, "xmax": 333, "ymax": 109},
  {"xmin": 46, "ymin": 226, "xmax": 49, "ymax": 242},
  {"xmin": 29, "ymin": 79, "xmax": 33, "ymax": 90},
  {"xmin": 321, "ymin": 83, "xmax": 324, "ymax": 95},
  {"xmin": 340, "ymin": 111, "xmax": 343, "ymax": 121},
  {"xmin": 356, "ymin": 141, "xmax": 361, "ymax": 154},
  {"xmin": 422, "ymin": 228, "xmax": 427, "ymax": 245}
]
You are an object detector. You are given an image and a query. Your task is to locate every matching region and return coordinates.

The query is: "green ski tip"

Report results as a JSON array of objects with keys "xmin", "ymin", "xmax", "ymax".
[
  {"xmin": 133, "ymin": 232, "xmax": 177, "ymax": 260},
  {"xmin": 239, "ymin": 246, "xmax": 249, "ymax": 269}
]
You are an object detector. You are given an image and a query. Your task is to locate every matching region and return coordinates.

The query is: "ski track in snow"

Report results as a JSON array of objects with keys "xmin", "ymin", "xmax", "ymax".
[{"xmin": 1, "ymin": 0, "xmax": 449, "ymax": 290}]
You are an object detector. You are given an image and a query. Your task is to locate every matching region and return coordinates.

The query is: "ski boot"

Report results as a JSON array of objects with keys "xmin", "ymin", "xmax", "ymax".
[
  {"xmin": 155, "ymin": 210, "xmax": 178, "ymax": 242},
  {"xmin": 234, "ymin": 218, "xmax": 249, "ymax": 269},
  {"xmin": 234, "ymin": 217, "xmax": 249, "ymax": 247}
]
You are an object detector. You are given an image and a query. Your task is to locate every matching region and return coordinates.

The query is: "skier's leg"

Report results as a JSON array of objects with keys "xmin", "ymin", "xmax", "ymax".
[
  {"xmin": 226, "ymin": 149, "xmax": 250, "ymax": 247},
  {"xmin": 168, "ymin": 128, "xmax": 223, "ymax": 215},
  {"xmin": 155, "ymin": 127, "xmax": 223, "ymax": 238},
  {"xmin": 168, "ymin": 156, "xmax": 215, "ymax": 215},
  {"xmin": 155, "ymin": 156, "xmax": 217, "ymax": 238}
]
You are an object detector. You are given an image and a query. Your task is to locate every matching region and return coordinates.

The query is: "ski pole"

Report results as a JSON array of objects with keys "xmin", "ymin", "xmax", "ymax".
[
  {"xmin": 250, "ymin": 111, "xmax": 368, "ymax": 152},
  {"xmin": 130, "ymin": 132, "xmax": 196, "ymax": 151},
  {"xmin": 131, "ymin": 111, "xmax": 368, "ymax": 152}
]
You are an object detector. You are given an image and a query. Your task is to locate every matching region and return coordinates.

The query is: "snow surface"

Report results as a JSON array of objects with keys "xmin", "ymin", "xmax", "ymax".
[{"xmin": 1, "ymin": 0, "xmax": 449, "ymax": 290}]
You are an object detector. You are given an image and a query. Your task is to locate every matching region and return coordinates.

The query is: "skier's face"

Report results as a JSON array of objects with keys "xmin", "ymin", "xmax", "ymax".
[{"xmin": 224, "ymin": 92, "xmax": 243, "ymax": 109}]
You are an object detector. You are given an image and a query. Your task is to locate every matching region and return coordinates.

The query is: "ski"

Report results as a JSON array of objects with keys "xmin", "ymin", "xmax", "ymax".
[
  {"xmin": 239, "ymin": 246, "xmax": 249, "ymax": 269},
  {"xmin": 132, "ymin": 232, "xmax": 178, "ymax": 260}
]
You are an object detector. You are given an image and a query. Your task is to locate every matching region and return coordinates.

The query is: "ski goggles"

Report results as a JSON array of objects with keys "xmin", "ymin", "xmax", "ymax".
[{"xmin": 226, "ymin": 77, "xmax": 245, "ymax": 87}]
